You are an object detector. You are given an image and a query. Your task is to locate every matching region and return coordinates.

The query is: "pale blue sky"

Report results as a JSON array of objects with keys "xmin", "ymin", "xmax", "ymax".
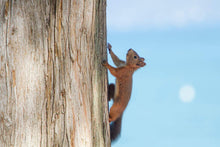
[{"xmin": 107, "ymin": 0, "xmax": 220, "ymax": 147}]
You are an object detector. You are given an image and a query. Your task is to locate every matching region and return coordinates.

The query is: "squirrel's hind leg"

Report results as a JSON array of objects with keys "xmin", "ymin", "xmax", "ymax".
[{"xmin": 108, "ymin": 83, "xmax": 122, "ymax": 142}]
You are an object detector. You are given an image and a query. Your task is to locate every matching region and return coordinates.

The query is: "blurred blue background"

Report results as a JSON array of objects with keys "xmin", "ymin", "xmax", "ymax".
[{"xmin": 106, "ymin": 0, "xmax": 220, "ymax": 147}]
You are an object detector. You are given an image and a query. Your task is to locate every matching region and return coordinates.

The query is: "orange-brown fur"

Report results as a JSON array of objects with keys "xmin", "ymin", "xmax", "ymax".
[{"xmin": 103, "ymin": 43, "xmax": 146, "ymax": 141}]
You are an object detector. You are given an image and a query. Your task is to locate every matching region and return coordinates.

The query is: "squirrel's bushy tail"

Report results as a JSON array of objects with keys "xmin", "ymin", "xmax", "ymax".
[{"xmin": 110, "ymin": 115, "xmax": 122, "ymax": 142}]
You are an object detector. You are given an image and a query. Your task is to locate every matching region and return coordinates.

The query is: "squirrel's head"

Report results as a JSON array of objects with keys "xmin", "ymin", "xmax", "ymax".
[{"xmin": 126, "ymin": 49, "xmax": 146, "ymax": 69}]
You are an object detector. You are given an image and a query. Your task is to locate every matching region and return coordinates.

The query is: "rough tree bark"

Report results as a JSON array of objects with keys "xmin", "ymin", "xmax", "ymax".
[{"xmin": 0, "ymin": 0, "xmax": 110, "ymax": 146}]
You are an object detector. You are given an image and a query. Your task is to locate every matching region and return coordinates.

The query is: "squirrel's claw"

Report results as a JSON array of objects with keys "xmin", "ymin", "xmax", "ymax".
[{"xmin": 102, "ymin": 60, "xmax": 108, "ymax": 66}]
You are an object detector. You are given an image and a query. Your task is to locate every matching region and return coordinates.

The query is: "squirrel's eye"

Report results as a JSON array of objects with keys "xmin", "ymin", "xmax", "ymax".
[{"xmin": 134, "ymin": 56, "xmax": 137, "ymax": 59}]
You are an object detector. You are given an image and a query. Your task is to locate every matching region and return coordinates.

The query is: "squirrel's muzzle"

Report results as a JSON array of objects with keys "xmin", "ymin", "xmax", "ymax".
[{"xmin": 136, "ymin": 57, "xmax": 146, "ymax": 67}]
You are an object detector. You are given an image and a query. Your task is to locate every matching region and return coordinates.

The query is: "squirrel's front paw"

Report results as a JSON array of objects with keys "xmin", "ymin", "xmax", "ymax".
[
  {"xmin": 107, "ymin": 43, "xmax": 112, "ymax": 52},
  {"xmin": 102, "ymin": 60, "xmax": 108, "ymax": 66}
]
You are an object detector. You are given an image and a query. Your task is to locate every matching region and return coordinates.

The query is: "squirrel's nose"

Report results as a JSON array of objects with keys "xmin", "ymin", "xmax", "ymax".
[{"xmin": 140, "ymin": 57, "xmax": 145, "ymax": 61}]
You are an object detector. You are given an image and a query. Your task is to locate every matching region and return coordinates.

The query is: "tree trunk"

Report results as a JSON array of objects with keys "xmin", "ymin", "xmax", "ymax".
[{"xmin": 0, "ymin": 0, "xmax": 110, "ymax": 146}]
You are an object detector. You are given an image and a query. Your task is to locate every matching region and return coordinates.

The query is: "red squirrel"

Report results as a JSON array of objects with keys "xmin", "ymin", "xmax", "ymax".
[{"xmin": 102, "ymin": 43, "xmax": 146, "ymax": 141}]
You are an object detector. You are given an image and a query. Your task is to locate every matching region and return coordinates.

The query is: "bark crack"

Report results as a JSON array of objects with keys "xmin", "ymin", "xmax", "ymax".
[{"xmin": 4, "ymin": 17, "xmax": 9, "ymax": 101}]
